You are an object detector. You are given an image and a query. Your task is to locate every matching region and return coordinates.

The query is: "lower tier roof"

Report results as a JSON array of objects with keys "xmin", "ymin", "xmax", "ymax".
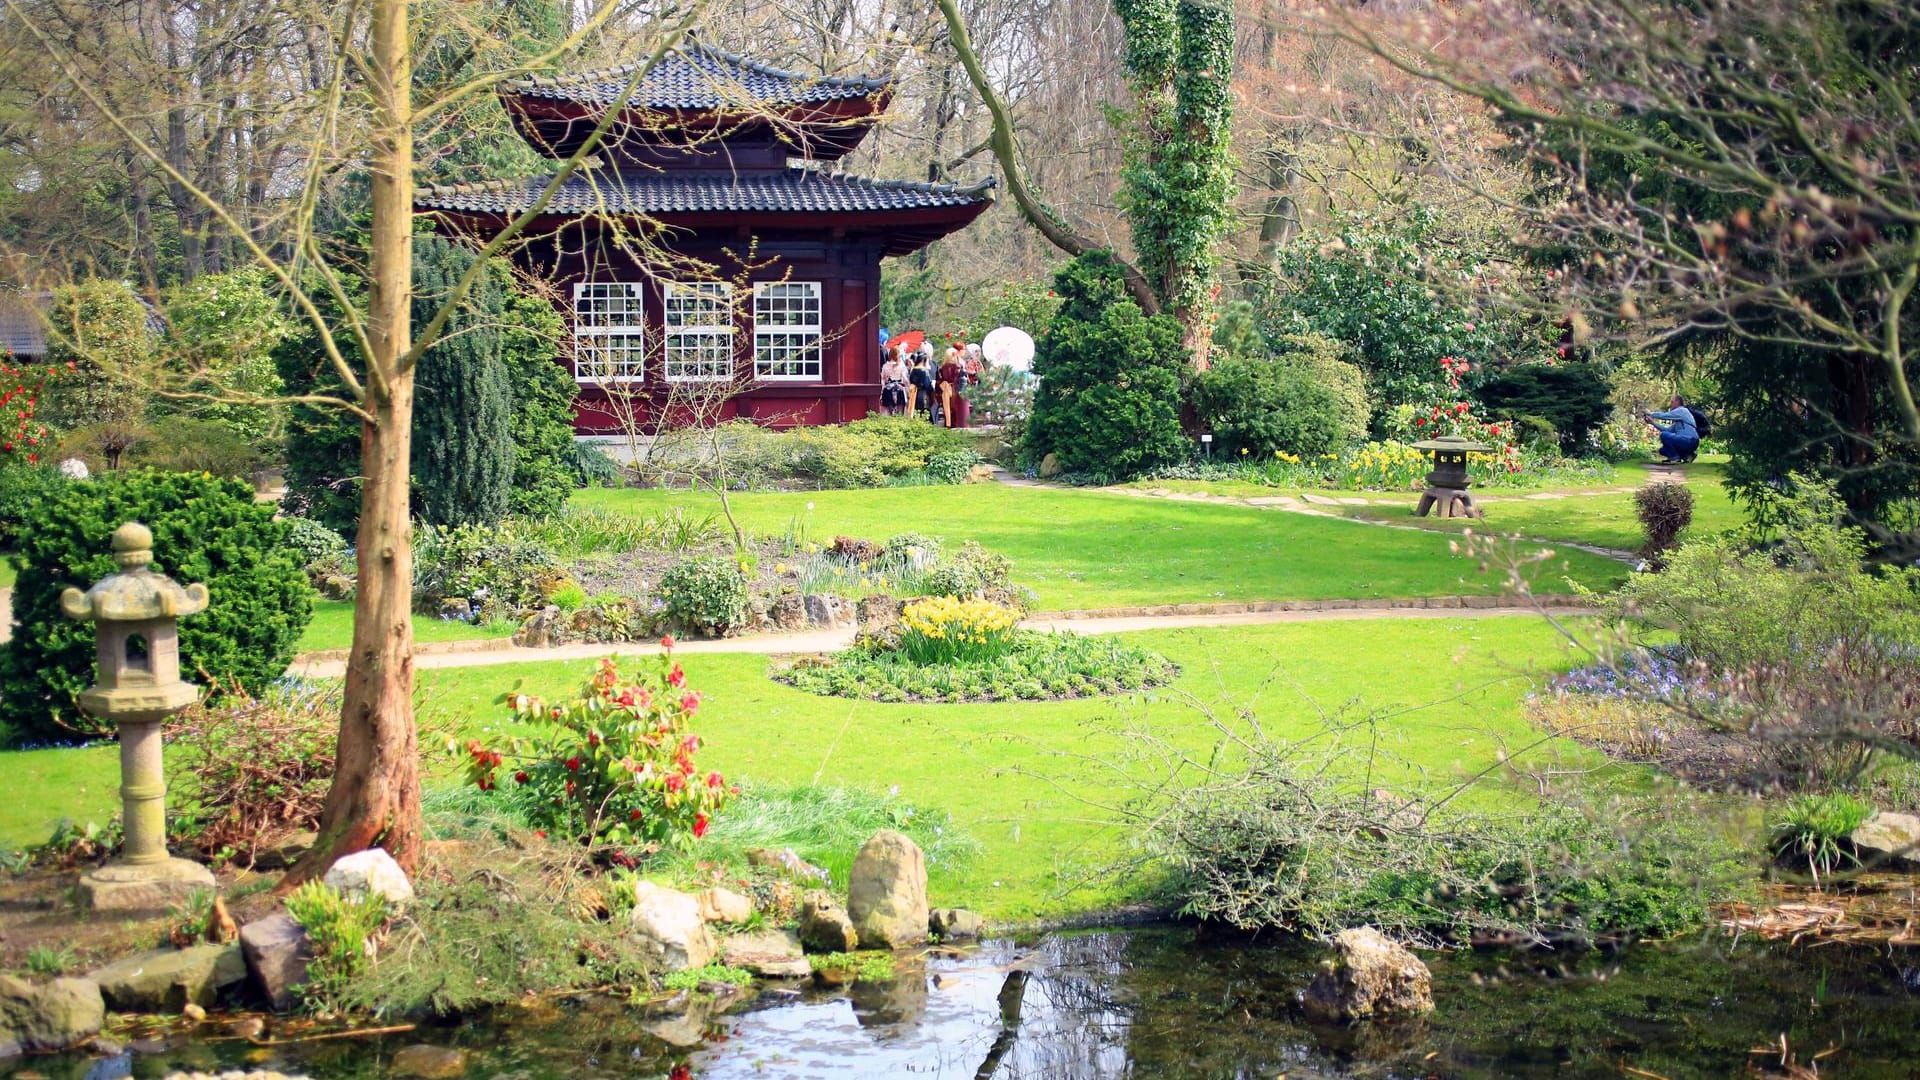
[{"xmin": 417, "ymin": 166, "xmax": 995, "ymax": 256}]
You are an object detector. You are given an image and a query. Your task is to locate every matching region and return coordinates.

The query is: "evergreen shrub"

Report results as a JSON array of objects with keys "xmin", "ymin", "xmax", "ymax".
[
  {"xmin": 0, "ymin": 469, "xmax": 314, "ymax": 745},
  {"xmin": 413, "ymin": 236, "xmax": 514, "ymax": 527},
  {"xmin": 1190, "ymin": 354, "xmax": 1351, "ymax": 459},
  {"xmin": 1472, "ymin": 362, "xmax": 1614, "ymax": 454},
  {"xmin": 1024, "ymin": 252, "xmax": 1188, "ymax": 479}
]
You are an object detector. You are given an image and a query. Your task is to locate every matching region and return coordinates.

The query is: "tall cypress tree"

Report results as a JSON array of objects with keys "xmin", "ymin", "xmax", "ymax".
[{"xmin": 411, "ymin": 236, "xmax": 513, "ymax": 527}]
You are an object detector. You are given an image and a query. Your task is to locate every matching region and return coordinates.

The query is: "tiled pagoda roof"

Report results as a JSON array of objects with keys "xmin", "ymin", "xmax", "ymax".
[
  {"xmin": 503, "ymin": 42, "xmax": 891, "ymax": 112},
  {"xmin": 416, "ymin": 166, "xmax": 994, "ymax": 216}
]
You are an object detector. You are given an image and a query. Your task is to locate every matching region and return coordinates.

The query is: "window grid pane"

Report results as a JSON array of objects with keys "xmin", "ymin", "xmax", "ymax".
[
  {"xmin": 753, "ymin": 282, "xmax": 822, "ymax": 381},
  {"xmin": 573, "ymin": 282, "xmax": 645, "ymax": 382},
  {"xmin": 663, "ymin": 282, "xmax": 735, "ymax": 382}
]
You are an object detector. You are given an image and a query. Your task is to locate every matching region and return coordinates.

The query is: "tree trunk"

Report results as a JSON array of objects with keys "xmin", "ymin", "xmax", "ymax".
[
  {"xmin": 935, "ymin": 0, "xmax": 1163, "ymax": 316},
  {"xmin": 283, "ymin": 0, "xmax": 420, "ymax": 885}
]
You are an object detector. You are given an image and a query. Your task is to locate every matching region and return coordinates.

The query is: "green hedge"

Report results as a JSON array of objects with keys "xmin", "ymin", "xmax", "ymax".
[{"xmin": 0, "ymin": 470, "xmax": 314, "ymax": 745}]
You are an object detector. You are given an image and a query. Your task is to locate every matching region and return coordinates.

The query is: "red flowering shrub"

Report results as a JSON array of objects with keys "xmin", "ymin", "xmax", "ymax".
[
  {"xmin": 0, "ymin": 354, "xmax": 60, "ymax": 465},
  {"xmin": 462, "ymin": 646, "xmax": 734, "ymax": 849},
  {"xmin": 1385, "ymin": 357, "xmax": 1524, "ymax": 476}
]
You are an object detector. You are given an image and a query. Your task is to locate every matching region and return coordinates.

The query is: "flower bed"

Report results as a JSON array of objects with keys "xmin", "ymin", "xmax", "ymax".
[{"xmin": 777, "ymin": 630, "xmax": 1177, "ymax": 703}]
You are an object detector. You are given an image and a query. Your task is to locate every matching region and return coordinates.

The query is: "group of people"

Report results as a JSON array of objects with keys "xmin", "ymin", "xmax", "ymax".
[{"xmin": 880, "ymin": 341, "xmax": 983, "ymax": 428}]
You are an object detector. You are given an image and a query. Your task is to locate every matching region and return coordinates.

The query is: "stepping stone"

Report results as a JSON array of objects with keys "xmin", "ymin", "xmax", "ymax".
[
  {"xmin": 1244, "ymin": 497, "xmax": 1298, "ymax": 507},
  {"xmin": 1300, "ymin": 494, "xmax": 1342, "ymax": 506},
  {"xmin": 1337, "ymin": 497, "xmax": 1371, "ymax": 506}
]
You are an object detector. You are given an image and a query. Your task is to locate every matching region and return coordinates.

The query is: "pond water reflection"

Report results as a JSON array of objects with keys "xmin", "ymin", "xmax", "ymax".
[{"xmin": 6, "ymin": 926, "xmax": 1919, "ymax": 1079}]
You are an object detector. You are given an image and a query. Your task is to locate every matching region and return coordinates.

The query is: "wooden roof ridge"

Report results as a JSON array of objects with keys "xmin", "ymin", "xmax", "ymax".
[{"xmin": 503, "ymin": 38, "xmax": 892, "ymax": 103}]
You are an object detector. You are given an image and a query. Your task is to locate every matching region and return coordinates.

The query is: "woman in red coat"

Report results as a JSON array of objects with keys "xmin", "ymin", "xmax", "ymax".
[{"xmin": 937, "ymin": 352, "xmax": 971, "ymax": 428}]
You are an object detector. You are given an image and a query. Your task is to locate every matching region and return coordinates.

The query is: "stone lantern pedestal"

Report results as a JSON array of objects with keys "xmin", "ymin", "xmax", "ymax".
[
  {"xmin": 1410, "ymin": 436, "xmax": 1492, "ymax": 519},
  {"xmin": 61, "ymin": 522, "xmax": 215, "ymax": 912}
]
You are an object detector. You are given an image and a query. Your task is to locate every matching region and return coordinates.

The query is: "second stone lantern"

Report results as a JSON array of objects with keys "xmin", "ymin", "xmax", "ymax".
[{"xmin": 61, "ymin": 521, "xmax": 216, "ymax": 911}]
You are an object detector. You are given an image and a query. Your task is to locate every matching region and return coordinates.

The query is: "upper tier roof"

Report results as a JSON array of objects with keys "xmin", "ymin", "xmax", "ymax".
[{"xmin": 503, "ymin": 42, "xmax": 891, "ymax": 112}]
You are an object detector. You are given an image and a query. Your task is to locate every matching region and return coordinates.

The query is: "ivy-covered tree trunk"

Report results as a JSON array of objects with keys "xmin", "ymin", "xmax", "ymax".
[
  {"xmin": 1113, "ymin": 0, "xmax": 1236, "ymax": 367},
  {"xmin": 412, "ymin": 237, "xmax": 513, "ymax": 527}
]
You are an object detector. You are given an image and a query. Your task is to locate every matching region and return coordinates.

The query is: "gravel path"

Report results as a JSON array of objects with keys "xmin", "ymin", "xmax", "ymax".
[{"xmin": 286, "ymin": 598, "xmax": 1583, "ymax": 679}]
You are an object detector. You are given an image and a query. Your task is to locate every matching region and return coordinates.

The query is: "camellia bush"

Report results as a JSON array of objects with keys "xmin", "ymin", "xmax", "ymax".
[
  {"xmin": 1382, "ymin": 358, "xmax": 1524, "ymax": 478},
  {"xmin": 464, "ymin": 651, "xmax": 735, "ymax": 849},
  {"xmin": 0, "ymin": 469, "xmax": 314, "ymax": 745},
  {"xmin": 1261, "ymin": 208, "xmax": 1554, "ymax": 418}
]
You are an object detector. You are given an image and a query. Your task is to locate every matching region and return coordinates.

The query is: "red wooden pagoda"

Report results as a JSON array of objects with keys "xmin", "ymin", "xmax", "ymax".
[{"xmin": 416, "ymin": 42, "xmax": 995, "ymax": 432}]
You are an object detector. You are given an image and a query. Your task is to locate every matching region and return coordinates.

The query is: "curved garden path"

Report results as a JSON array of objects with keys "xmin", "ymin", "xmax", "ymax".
[{"xmin": 287, "ymin": 596, "xmax": 1586, "ymax": 678}]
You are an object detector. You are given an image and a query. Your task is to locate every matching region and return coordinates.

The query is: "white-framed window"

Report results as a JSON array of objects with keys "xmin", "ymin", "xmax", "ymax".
[
  {"xmin": 572, "ymin": 282, "xmax": 646, "ymax": 383},
  {"xmin": 753, "ymin": 281, "xmax": 823, "ymax": 381},
  {"xmin": 662, "ymin": 282, "xmax": 735, "ymax": 382}
]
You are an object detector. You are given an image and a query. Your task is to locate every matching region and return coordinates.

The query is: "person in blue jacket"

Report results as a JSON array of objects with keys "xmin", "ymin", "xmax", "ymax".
[{"xmin": 1645, "ymin": 396, "xmax": 1700, "ymax": 463}]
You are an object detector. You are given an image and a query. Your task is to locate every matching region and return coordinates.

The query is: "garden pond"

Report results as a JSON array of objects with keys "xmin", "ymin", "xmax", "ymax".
[{"xmin": 5, "ymin": 925, "xmax": 1917, "ymax": 1079}]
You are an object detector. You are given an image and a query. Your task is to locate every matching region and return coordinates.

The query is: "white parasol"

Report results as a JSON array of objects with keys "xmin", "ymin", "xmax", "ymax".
[{"xmin": 981, "ymin": 326, "xmax": 1036, "ymax": 373}]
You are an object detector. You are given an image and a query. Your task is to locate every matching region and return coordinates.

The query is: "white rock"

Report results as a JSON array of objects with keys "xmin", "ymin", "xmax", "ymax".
[
  {"xmin": 848, "ymin": 830, "xmax": 929, "ymax": 950},
  {"xmin": 1852, "ymin": 812, "xmax": 1920, "ymax": 869},
  {"xmin": 697, "ymin": 887, "xmax": 754, "ymax": 925},
  {"xmin": 322, "ymin": 849, "xmax": 414, "ymax": 907},
  {"xmin": 628, "ymin": 882, "xmax": 717, "ymax": 972}
]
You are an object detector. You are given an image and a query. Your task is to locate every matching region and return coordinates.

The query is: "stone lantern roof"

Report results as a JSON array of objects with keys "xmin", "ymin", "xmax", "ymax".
[{"xmin": 59, "ymin": 523, "xmax": 210, "ymax": 623}]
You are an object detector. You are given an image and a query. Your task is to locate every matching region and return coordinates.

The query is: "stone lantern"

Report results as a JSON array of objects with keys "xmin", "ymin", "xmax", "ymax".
[
  {"xmin": 1410, "ymin": 436, "xmax": 1492, "ymax": 519},
  {"xmin": 60, "ymin": 521, "xmax": 215, "ymax": 911}
]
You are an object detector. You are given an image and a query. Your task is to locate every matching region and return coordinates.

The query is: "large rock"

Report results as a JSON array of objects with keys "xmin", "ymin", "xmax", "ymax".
[
  {"xmin": 91, "ymin": 944, "xmax": 246, "ymax": 1012},
  {"xmin": 323, "ymin": 849, "xmax": 415, "ymax": 907},
  {"xmin": 1852, "ymin": 812, "xmax": 1920, "ymax": 869},
  {"xmin": 1036, "ymin": 453, "xmax": 1062, "ymax": 478},
  {"xmin": 239, "ymin": 913, "xmax": 311, "ymax": 1012},
  {"xmin": 746, "ymin": 847, "xmax": 829, "ymax": 885},
  {"xmin": 251, "ymin": 831, "xmax": 317, "ymax": 872},
  {"xmin": 803, "ymin": 593, "xmax": 856, "ymax": 630},
  {"xmin": 848, "ymin": 830, "xmax": 929, "ymax": 950},
  {"xmin": 929, "ymin": 908, "xmax": 985, "ymax": 940},
  {"xmin": 770, "ymin": 593, "xmax": 808, "ymax": 631},
  {"xmin": 797, "ymin": 890, "xmax": 858, "ymax": 954},
  {"xmin": 628, "ymin": 882, "xmax": 716, "ymax": 972},
  {"xmin": 1302, "ymin": 928, "xmax": 1433, "ymax": 1022},
  {"xmin": 696, "ymin": 887, "xmax": 754, "ymax": 925},
  {"xmin": 390, "ymin": 1044, "xmax": 468, "ymax": 1078},
  {"xmin": 0, "ymin": 974, "xmax": 104, "ymax": 1056},
  {"xmin": 855, "ymin": 595, "xmax": 901, "ymax": 632},
  {"xmin": 720, "ymin": 929, "xmax": 810, "ymax": 978},
  {"xmin": 514, "ymin": 606, "xmax": 564, "ymax": 648}
]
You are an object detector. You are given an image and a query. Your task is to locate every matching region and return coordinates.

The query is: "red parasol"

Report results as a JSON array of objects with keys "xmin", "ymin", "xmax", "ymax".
[{"xmin": 890, "ymin": 330, "xmax": 926, "ymax": 355}]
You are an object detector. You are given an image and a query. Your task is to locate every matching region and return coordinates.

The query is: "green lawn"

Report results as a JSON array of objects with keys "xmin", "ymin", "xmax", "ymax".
[
  {"xmin": 0, "ymin": 742, "xmax": 119, "ymax": 851},
  {"xmin": 415, "ymin": 616, "xmax": 1602, "ymax": 919},
  {"xmin": 297, "ymin": 600, "xmax": 516, "ymax": 654},
  {"xmin": 573, "ymin": 484, "xmax": 1628, "ymax": 608},
  {"xmin": 1336, "ymin": 466, "xmax": 1744, "ymax": 553},
  {"xmin": 0, "ymin": 617, "xmax": 1602, "ymax": 919}
]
